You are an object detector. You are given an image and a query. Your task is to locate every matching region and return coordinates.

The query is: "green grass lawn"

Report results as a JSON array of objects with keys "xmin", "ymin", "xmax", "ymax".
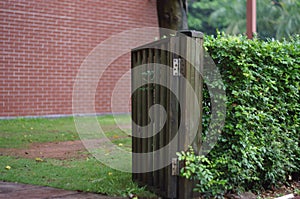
[
  {"xmin": 0, "ymin": 117, "xmax": 78, "ymax": 148},
  {"xmin": 0, "ymin": 156, "xmax": 151, "ymax": 197},
  {"xmin": 0, "ymin": 115, "xmax": 155, "ymax": 198},
  {"xmin": 0, "ymin": 115, "xmax": 131, "ymax": 149}
]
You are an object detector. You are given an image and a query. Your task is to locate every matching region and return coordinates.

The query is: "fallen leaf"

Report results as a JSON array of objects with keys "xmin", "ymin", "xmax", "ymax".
[{"xmin": 35, "ymin": 157, "xmax": 44, "ymax": 162}]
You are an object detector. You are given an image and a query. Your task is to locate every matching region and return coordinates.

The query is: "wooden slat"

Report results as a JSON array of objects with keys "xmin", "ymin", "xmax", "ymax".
[
  {"xmin": 131, "ymin": 51, "xmax": 137, "ymax": 181},
  {"xmin": 136, "ymin": 50, "xmax": 142, "ymax": 182},
  {"xmin": 178, "ymin": 36, "xmax": 188, "ymax": 199},
  {"xmin": 166, "ymin": 37, "xmax": 178, "ymax": 198},
  {"xmin": 194, "ymin": 37, "xmax": 203, "ymax": 154},
  {"xmin": 178, "ymin": 36, "xmax": 188, "ymax": 153},
  {"xmin": 147, "ymin": 48, "xmax": 154, "ymax": 186},
  {"xmin": 189, "ymin": 36, "xmax": 196, "ymax": 151},
  {"xmin": 141, "ymin": 49, "xmax": 148, "ymax": 184},
  {"xmin": 178, "ymin": 36, "xmax": 196, "ymax": 199},
  {"xmin": 153, "ymin": 47, "xmax": 160, "ymax": 187},
  {"xmin": 159, "ymin": 46, "xmax": 168, "ymax": 193}
]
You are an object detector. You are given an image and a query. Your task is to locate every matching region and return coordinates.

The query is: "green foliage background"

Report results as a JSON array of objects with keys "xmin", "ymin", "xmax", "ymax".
[
  {"xmin": 188, "ymin": 0, "xmax": 300, "ymax": 40},
  {"xmin": 180, "ymin": 33, "xmax": 300, "ymax": 196}
]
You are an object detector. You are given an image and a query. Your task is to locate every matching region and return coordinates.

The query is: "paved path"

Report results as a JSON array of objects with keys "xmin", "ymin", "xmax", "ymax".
[{"xmin": 0, "ymin": 181, "xmax": 125, "ymax": 199}]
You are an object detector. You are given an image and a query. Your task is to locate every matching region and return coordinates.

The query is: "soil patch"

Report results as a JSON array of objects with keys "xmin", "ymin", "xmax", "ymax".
[
  {"xmin": 0, "ymin": 139, "xmax": 106, "ymax": 160},
  {"xmin": 0, "ymin": 123, "xmax": 131, "ymax": 160}
]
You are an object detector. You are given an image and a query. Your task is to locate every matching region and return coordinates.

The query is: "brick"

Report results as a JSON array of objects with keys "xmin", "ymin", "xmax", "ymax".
[{"xmin": 1, "ymin": 0, "xmax": 158, "ymax": 117}]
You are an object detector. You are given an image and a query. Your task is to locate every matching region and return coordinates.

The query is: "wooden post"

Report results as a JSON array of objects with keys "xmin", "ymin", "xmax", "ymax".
[
  {"xmin": 147, "ymin": 49, "xmax": 154, "ymax": 186},
  {"xmin": 132, "ymin": 31, "xmax": 204, "ymax": 198},
  {"xmin": 246, "ymin": 0, "xmax": 256, "ymax": 39},
  {"xmin": 167, "ymin": 37, "xmax": 178, "ymax": 198}
]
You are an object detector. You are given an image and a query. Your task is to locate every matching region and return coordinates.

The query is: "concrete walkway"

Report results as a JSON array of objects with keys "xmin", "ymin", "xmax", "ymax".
[{"xmin": 0, "ymin": 181, "xmax": 126, "ymax": 199}]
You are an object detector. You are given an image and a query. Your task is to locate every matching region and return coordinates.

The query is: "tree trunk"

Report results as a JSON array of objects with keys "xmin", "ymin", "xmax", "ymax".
[{"xmin": 157, "ymin": 0, "xmax": 188, "ymax": 37}]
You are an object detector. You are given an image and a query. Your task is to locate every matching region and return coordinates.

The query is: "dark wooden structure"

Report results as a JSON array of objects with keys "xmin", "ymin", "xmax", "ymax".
[{"xmin": 131, "ymin": 31, "xmax": 204, "ymax": 199}]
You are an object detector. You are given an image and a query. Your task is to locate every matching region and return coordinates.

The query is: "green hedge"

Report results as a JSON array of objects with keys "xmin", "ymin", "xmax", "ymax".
[{"xmin": 199, "ymin": 34, "xmax": 299, "ymax": 194}]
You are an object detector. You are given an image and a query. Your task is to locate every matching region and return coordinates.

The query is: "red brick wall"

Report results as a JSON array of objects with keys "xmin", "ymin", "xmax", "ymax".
[{"xmin": 0, "ymin": 0, "xmax": 158, "ymax": 117}]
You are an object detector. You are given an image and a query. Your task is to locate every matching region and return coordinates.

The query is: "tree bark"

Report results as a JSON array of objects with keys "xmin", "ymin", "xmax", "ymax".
[{"xmin": 157, "ymin": 0, "xmax": 188, "ymax": 37}]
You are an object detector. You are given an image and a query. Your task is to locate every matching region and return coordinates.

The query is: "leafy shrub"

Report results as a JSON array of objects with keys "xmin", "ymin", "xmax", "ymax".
[
  {"xmin": 179, "ymin": 33, "xmax": 300, "ymax": 196},
  {"xmin": 177, "ymin": 147, "xmax": 228, "ymax": 198}
]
